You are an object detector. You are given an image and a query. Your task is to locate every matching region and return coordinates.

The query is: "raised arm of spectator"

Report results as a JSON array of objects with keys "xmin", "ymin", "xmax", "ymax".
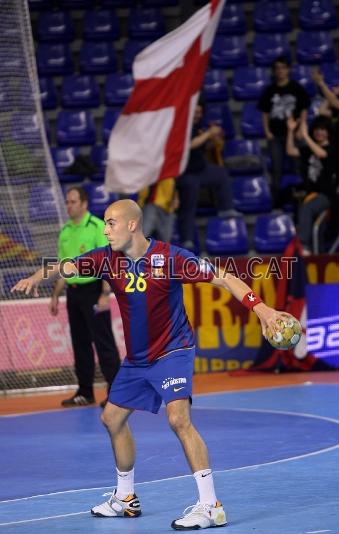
[
  {"xmin": 299, "ymin": 121, "xmax": 328, "ymax": 159},
  {"xmin": 191, "ymin": 124, "xmax": 223, "ymax": 149},
  {"xmin": 190, "ymin": 124, "xmax": 223, "ymax": 149},
  {"xmin": 286, "ymin": 117, "xmax": 300, "ymax": 157},
  {"xmin": 313, "ymin": 69, "xmax": 339, "ymax": 110}
]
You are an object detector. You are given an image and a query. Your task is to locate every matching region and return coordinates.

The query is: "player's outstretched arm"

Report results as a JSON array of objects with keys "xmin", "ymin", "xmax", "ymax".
[
  {"xmin": 211, "ymin": 270, "xmax": 289, "ymax": 337},
  {"xmin": 10, "ymin": 261, "xmax": 78, "ymax": 297}
]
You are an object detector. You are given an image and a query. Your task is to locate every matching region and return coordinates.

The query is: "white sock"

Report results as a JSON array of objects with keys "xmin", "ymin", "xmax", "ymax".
[
  {"xmin": 193, "ymin": 469, "xmax": 217, "ymax": 506},
  {"xmin": 115, "ymin": 468, "xmax": 135, "ymax": 499}
]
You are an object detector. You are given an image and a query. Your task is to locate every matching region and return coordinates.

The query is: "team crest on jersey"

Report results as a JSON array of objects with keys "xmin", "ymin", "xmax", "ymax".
[{"xmin": 151, "ymin": 254, "xmax": 165, "ymax": 278}]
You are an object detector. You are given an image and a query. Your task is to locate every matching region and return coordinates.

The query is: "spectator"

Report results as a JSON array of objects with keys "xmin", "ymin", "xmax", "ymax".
[
  {"xmin": 312, "ymin": 68, "xmax": 339, "ymax": 128},
  {"xmin": 286, "ymin": 116, "xmax": 337, "ymax": 255},
  {"xmin": 139, "ymin": 178, "xmax": 178, "ymax": 242},
  {"xmin": 50, "ymin": 186, "xmax": 120, "ymax": 407},
  {"xmin": 258, "ymin": 56, "xmax": 310, "ymax": 205},
  {"xmin": 176, "ymin": 99, "xmax": 236, "ymax": 251}
]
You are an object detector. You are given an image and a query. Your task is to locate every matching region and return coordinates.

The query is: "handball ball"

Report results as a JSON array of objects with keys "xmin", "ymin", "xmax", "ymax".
[{"xmin": 266, "ymin": 315, "xmax": 302, "ymax": 350}]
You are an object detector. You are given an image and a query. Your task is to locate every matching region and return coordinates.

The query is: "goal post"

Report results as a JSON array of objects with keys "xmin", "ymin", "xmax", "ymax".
[{"xmin": 0, "ymin": 0, "xmax": 73, "ymax": 393}]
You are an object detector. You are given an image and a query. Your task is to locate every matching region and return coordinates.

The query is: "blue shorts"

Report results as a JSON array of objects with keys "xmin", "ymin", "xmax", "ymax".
[{"xmin": 108, "ymin": 347, "xmax": 195, "ymax": 414}]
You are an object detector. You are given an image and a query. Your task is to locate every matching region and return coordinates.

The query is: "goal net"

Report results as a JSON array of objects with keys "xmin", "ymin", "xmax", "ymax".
[{"xmin": 0, "ymin": 0, "xmax": 74, "ymax": 393}]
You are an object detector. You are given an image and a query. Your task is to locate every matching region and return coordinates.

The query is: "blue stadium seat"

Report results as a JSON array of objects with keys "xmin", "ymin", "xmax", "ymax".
[
  {"xmin": 123, "ymin": 40, "xmax": 151, "ymax": 72},
  {"xmin": 254, "ymin": 1, "xmax": 292, "ymax": 33},
  {"xmin": 83, "ymin": 184, "xmax": 119, "ymax": 218},
  {"xmin": 296, "ymin": 31, "xmax": 336, "ymax": 64},
  {"xmin": 103, "ymin": 109, "xmax": 121, "ymax": 143},
  {"xmin": 19, "ymin": 79, "xmax": 36, "ymax": 110},
  {"xmin": 233, "ymin": 66, "xmax": 270, "ymax": 101},
  {"xmin": 171, "ymin": 222, "xmax": 200, "ymax": 255},
  {"xmin": 0, "ymin": 80, "xmax": 10, "ymax": 110},
  {"xmin": 253, "ymin": 34, "xmax": 291, "ymax": 66},
  {"xmin": 37, "ymin": 11, "xmax": 75, "ymax": 42},
  {"xmin": 102, "ymin": 0, "xmax": 133, "ymax": 5},
  {"xmin": 105, "ymin": 73, "xmax": 134, "ymax": 106},
  {"xmin": 254, "ymin": 213, "xmax": 296, "ymax": 253},
  {"xmin": 142, "ymin": 0, "xmax": 178, "ymax": 5},
  {"xmin": 90, "ymin": 145, "xmax": 108, "ymax": 182},
  {"xmin": 266, "ymin": 151, "xmax": 294, "ymax": 175},
  {"xmin": 223, "ymin": 140, "xmax": 264, "ymax": 176},
  {"xmin": 241, "ymin": 102, "xmax": 265, "ymax": 138},
  {"xmin": 79, "ymin": 42, "xmax": 117, "ymax": 74},
  {"xmin": 217, "ymin": 3, "xmax": 246, "ymax": 35},
  {"xmin": 28, "ymin": 0, "xmax": 53, "ymax": 10},
  {"xmin": 0, "ymin": 209, "xmax": 17, "ymax": 224},
  {"xmin": 51, "ymin": 147, "xmax": 82, "ymax": 183},
  {"xmin": 59, "ymin": 0, "xmax": 91, "ymax": 7},
  {"xmin": 39, "ymin": 77, "xmax": 57, "ymax": 109},
  {"xmin": 206, "ymin": 216, "xmax": 249, "ymax": 255},
  {"xmin": 203, "ymin": 70, "xmax": 229, "ymax": 102},
  {"xmin": 11, "ymin": 113, "xmax": 40, "ymax": 147},
  {"xmin": 299, "ymin": 0, "xmax": 337, "ymax": 31},
  {"xmin": 128, "ymin": 8, "xmax": 165, "ymax": 39},
  {"xmin": 57, "ymin": 111, "xmax": 96, "ymax": 146},
  {"xmin": 203, "ymin": 104, "xmax": 235, "ymax": 139},
  {"xmin": 210, "ymin": 36, "xmax": 248, "ymax": 69},
  {"xmin": 1, "ymin": 227, "xmax": 34, "ymax": 251},
  {"xmin": 291, "ymin": 64, "xmax": 317, "ymax": 97},
  {"xmin": 83, "ymin": 9, "xmax": 120, "ymax": 41},
  {"xmin": 232, "ymin": 175, "xmax": 272, "ymax": 213},
  {"xmin": 37, "ymin": 43, "xmax": 74, "ymax": 75},
  {"xmin": 61, "ymin": 75, "xmax": 100, "ymax": 108},
  {"xmin": 322, "ymin": 62, "xmax": 339, "ymax": 87},
  {"xmin": 28, "ymin": 186, "xmax": 60, "ymax": 222},
  {"xmin": 3, "ymin": 51, "xmax": 24, "ymax": 77},
  {"xmin": 280, "ymin": 174, "xmax": 303, "ymax": 190}
]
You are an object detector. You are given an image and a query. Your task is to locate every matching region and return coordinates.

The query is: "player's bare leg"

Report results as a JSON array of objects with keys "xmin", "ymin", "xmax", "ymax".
[
  {"xmin": 91, "ymin": 403, "xmax": 141, "ymax": 518},
  {"xmin": 166, "ymin": 399, "xmax": 209, "ymax": 472},
  {"xmin": 167, "ymin": 399, "xmax": 227, "ymax": 530},
  {"xmin": 102, "ymin": 403, "xmax": 135, "ymax": 471}
]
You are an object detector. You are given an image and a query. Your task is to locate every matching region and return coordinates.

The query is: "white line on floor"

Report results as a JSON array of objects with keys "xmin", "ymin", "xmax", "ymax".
[{"xmin": 0, "ymin": 511, "xmax": 89, "ymax": 527}]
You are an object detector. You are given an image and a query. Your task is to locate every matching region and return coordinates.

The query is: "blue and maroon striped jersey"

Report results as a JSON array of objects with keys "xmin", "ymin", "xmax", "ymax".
[{"xmin": 74, "ymin": 239, "xmax": 214, "ymax": 366}]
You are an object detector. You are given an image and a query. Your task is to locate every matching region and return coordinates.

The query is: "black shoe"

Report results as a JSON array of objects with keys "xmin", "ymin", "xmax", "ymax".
[{"xmin": 61, "ymin": 394, "xmax": 95, "ymax": 407}]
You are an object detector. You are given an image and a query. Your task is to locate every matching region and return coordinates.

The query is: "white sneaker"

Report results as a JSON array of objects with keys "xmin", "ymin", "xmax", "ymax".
[
  {"xmin": 91, "ymin": 489, "xmax": 141, "ymax": 518},
  {"xmin": 171, "ymin": 501, "xmax": 227, "ymax": 530}
]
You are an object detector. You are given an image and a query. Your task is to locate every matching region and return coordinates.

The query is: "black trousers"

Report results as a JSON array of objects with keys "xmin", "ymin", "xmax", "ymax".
[
  {"xmin": 66, "ymin": 281, "xmax": 120, "ymax": 398},
  {"xmin": 176, "ymin": 162, "xmax": 233, "ymax": 243}
]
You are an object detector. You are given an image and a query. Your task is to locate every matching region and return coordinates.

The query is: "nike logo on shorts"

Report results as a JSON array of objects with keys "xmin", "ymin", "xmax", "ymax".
[{"xmin": 173, "ymin": 386, "xmax": 185, "ymax": 392}]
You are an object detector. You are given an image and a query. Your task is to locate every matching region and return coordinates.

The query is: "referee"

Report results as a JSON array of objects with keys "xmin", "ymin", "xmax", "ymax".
[{"xmin": 50, "ymin": 186, "xmax": 120, "ymax": 407}]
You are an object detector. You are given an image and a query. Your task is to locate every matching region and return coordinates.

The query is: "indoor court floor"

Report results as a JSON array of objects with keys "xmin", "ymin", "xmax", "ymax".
[{"xmin": 1, "ymin": 371, "xmax": 339, "ymax": 534}]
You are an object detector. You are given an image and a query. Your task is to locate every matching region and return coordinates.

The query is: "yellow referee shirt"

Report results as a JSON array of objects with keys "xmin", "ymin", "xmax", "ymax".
[{"xmin": 58, "ymin": 211, "xmax": 108, "ymax": 285}]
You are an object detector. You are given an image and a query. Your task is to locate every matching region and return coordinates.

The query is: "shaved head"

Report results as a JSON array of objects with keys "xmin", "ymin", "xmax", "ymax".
[
  {"xmin": 104, "ymin": 199, "xmax": 146, "ymax": 253},
  {"xmin": 105, "ymin": 199, "xmax": 143, "ymax": 227}
]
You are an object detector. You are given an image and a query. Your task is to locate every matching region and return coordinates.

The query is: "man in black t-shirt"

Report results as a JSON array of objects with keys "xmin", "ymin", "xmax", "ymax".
[
  {"xmin": 286, "ymin": 115, "xmax": 337, "ymax": 254},
  {"xmin": 258, "ymin": 56, "xmax": 310, "ymax": 204}
]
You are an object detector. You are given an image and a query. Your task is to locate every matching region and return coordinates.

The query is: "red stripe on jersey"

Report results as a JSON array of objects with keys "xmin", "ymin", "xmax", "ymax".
[{"xmin": 116, "ymin": 289, "xmax": 133, "ymax": 363}]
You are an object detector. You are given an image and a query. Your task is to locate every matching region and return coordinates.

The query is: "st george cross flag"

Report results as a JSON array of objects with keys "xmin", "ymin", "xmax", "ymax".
[{"xmin": 105, "ymin": 0, "xmax": 226, "ymax": 193}]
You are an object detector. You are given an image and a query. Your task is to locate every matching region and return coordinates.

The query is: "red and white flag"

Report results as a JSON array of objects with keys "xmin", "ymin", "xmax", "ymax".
[{"xmin": 105, "ymin": 0, "xmax": 226, "ymax": 193}]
